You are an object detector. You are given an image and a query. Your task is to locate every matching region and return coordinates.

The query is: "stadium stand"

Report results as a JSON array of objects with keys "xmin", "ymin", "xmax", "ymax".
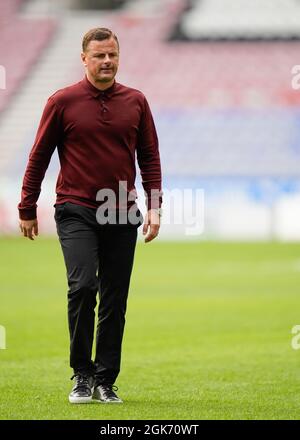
[
  {"xmin": 0, "ymin": 0, "xmax": 57, "ymax": 172},
  {"xmin": 0, "ymin": 0, "xmax": 22, "ymax": 26},
  {"xmin": 0, "ymin": 0, "xmax": 56, "ymax": 114},
  {"xmin": 171, "ymin": 0, "xmax": 300, "ymax": 41}
]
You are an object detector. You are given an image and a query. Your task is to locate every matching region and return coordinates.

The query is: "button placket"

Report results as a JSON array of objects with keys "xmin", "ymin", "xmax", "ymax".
[{"xmin": 99, "ymin": 93, "xmax": 109, "ymax": 121}]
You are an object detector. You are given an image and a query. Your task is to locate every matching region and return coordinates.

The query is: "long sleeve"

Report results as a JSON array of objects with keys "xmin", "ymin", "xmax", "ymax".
[
  {"xmin": 18, "ymin": 97, "xmax": 62, "ymax": 220},
  {"xmin": 136, "ymin": 96, "xmax": 162, "ymax": 210}
]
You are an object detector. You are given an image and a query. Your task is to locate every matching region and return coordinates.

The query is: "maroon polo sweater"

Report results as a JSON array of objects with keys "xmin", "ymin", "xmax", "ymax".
[{"xmin": 18, "ymin": 75, "xmax": 162, "ymax": 220}]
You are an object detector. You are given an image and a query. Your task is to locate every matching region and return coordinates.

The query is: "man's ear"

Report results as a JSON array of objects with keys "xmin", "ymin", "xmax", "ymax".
[{"xmin": 81, "ymin": 52, "xmax": 87, "ymax": 66}]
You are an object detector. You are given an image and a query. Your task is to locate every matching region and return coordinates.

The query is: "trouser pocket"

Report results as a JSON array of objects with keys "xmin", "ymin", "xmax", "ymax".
[{"xmin": 54, "ymin": 203, "xmax": 67, "ymax": 222}]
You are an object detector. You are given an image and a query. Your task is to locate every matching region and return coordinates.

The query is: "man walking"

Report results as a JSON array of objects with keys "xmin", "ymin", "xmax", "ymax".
[{"xmin": 18, "ymin": 28, "xmax": 162, "ymax": 404}]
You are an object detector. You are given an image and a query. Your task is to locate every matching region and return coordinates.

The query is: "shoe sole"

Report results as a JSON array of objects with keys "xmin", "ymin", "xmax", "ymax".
[
  {"xmin": 69, "ymin": 395, "xmax": 93, "ymax": 404},
  {"xmin": 92, "ymin": 398, "xmax": 123, "ymax": 404},
  {"xmin": 69, "ymin": 386, "xmax": 94, "ymax": 404}
]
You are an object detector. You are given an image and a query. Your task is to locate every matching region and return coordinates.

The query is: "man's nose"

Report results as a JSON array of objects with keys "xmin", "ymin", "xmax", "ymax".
[{"xmin": 103, "ymin": 54, "xmax": 111, "ymax": 63}]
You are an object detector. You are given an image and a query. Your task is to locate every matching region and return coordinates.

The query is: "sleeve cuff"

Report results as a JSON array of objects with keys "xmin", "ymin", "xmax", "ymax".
[{"xmin": 18, "ymin": 207, "xmax": 37, "ymax": 220}]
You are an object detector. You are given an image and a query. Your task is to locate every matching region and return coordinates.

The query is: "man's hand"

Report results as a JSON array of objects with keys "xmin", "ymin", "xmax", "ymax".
[
  {"xmin": 19, "ymin": 219, "xmax": 39, "ymax": 241},
  {"xmin": 142, "ymin": 209, "xmax": 160, "ymax": 243}
]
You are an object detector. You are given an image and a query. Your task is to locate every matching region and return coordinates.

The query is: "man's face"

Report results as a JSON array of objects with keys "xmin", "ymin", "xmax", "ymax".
[{"xmin": 81, "ymin": 37, "xmax": 119, "ymax": 85}]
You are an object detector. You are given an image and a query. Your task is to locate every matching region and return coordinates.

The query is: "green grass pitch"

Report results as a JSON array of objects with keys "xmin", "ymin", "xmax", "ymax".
[{"xmin": 0, "ymin": 237, "xmax": 300, "ymax": 420}]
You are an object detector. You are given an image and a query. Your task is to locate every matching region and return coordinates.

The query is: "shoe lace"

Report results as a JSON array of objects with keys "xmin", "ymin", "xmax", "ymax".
[
  {"xmin": 101, "ymin": 384, "xmax": 119, "ymax": 398},
  {"xmin": 70, "ymin": 374, "xmax": 90, "ymax": 391}
]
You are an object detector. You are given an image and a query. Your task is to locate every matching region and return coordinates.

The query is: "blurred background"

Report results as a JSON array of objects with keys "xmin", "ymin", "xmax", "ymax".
[{"xmin": 1, "ymin": 0, "xmax": 300, "ymax": 240}]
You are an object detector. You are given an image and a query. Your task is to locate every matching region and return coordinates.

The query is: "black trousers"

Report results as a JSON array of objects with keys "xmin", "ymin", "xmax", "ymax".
[{"xmin": 54, "ymin": 201, "xmax": 141, "ymax": 385}]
